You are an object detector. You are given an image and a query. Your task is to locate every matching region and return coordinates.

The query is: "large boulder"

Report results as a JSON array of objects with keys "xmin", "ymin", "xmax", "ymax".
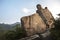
[
  {"xmin": 36, "ymin": 4, "xmax": 55, "ymax": 29},
  {"xmin": 43, "ymin": 7, "xmax": 55, "ymax": 28},
  {"xmin": 21, "ymin": 4, "xmax": 55, "ymax": 37},
  {"xmin": 21, "ymin": 13, "xmax": 47, "ymax": 36}
]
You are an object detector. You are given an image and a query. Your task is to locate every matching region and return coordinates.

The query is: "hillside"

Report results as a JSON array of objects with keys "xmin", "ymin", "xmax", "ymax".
[{"xmin": 0, "ymin": 22, "xmax": 20, "ymax": 30}]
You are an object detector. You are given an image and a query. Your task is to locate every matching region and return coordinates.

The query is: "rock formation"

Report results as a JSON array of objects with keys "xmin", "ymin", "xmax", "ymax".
[
  {"xmin": 21, "ymin": 4, "xmax": 55, "ymax": 37},
  {"xmin": 21, "ymin": 13, "xmax": 47, "ymax": 36},
  {"xmin": 36, "ymin": 4, "xmax": 55, "ymax": 29}
]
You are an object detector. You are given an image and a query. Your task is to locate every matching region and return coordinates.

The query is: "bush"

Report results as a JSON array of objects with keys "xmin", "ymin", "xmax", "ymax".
[
  {"xmin": 50, "ymin": 17, "xmax": 60, "ymax": 40},
  {"xmin": 0, "ymin": 24, "xmax": 25, "ymax": 40}
]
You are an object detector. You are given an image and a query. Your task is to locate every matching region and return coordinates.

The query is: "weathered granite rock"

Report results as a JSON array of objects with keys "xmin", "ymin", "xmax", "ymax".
[
  {"xmin": 19, "ymin": 34, "xmax": 40, "ymax": 40},
  {"xmin": 44, "ymin": 7, "xmax": 55, "ymax": 28},
  {"xmin": 36, "ymin": 4, "xmax": 55, "ymax": 29},
  {"xmin": 21, "ymin": 13, "xmax": 47, "ymax": 36},
  {"xmin": 21, "ymin": 4, "xmax": 55, "ymax": 37}
]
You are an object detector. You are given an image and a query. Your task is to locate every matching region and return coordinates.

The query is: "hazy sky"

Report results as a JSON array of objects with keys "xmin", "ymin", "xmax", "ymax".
[{"xmin": 0, "ymin": 0, "xmax": 60, "ymax": 24}]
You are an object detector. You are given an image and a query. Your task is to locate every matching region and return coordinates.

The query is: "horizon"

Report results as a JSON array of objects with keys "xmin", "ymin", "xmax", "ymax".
[{"xmin": 0, "ymin": 0, "xmax": 60, "ymax": 24}]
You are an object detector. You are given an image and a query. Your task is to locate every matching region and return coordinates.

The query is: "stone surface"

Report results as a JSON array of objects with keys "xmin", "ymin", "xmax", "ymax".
[
  {"xmin": 21, "ymin": 4, "xmax": 55, "ymax": 37},
  {"xmin": 19, "ymin": 34, "xmax": 40, "ymax": 40},
  {"xmin": 36, "ymin": 4, "xmax": 55, "ymax": 29},
  {"xmin": 21, "ymin": 13, "xmax": 47, "ymax": 36}
]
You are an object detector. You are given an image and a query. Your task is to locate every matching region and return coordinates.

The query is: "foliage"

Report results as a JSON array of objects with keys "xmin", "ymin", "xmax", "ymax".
[
  {"xmin": 0, "ymin": 24, "xmax": 25, "ymax": 40},
  {"xmin": 50, "ymin": 16, "xmax": 60, "ymax": 40}
]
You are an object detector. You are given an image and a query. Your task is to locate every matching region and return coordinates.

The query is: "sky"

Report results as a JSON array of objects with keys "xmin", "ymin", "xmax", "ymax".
[{"xmin": 0, "ymin": 0, "xmax": 60, "ymax": 24}]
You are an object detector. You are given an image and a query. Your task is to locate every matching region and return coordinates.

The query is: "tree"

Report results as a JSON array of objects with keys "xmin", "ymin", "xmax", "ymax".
[
  {"xmin": 0, "ymin": 24, "xmax": 25, "ymax": 40},
  {"xmin": 50, "ymin": 13, "xmax": 60, "ymax": 40}
]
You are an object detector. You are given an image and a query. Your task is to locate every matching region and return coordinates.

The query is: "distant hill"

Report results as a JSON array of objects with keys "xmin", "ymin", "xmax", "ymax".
[
  {"xmin": 10, "ymin": 22, "xmax": 20, "ymax": 26},
  {"xmin": 0, "ymin": 22, "xmax": 20, "ymax": 30}
]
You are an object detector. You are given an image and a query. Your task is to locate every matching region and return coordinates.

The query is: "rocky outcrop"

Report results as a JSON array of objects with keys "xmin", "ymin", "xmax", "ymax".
[
  {"xmin": 21, "ymin": 4, "xmax": 55, "ymax": 37},
  {"xmin": 21, "ymin": 13, "xmax": 47, "ymax": 36},
  {"xmin": 36, "ymin": 4, "xmax": 55, "ymax": 29},
  {"xmin": 19, "ymin": 34, "xmax": 40, "ymax": 40}
]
